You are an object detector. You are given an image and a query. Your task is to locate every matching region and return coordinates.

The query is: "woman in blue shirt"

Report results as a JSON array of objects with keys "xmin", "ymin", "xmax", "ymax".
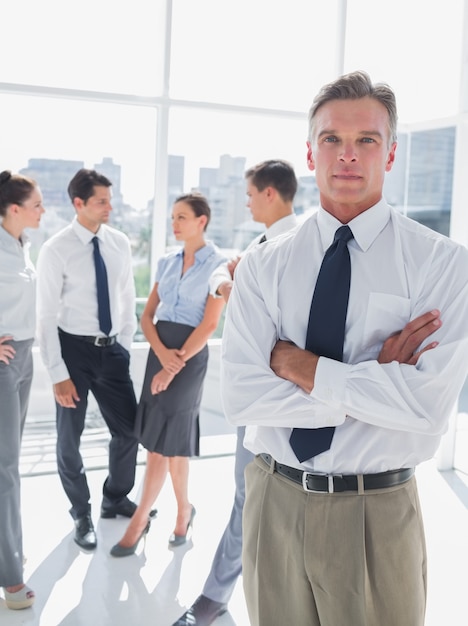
[
  {"xmin": 0, "ymin": 171, "xmax": 45, "ymax": 610},
  {"xmin": 111, "ymin": 192, "xmax": 226, "ymax": 557}
]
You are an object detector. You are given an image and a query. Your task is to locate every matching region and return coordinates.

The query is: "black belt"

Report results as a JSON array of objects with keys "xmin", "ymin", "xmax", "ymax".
[
  {"xmin": 59, "ymin": 329, "xmax": 117, "ymax": 347},
  {"xmin": 259, "ymin": 454, "xmax": 414, "ymax": 493}
]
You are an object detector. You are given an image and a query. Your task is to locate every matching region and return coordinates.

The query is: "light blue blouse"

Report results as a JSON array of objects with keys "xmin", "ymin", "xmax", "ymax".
[
  {"xmin": 155, "ymin": 241, "xmax": 226, "ymax": 327},
  {"xmin": 0, "ymin": 225, "xmax": 36, "ymax": 340}
]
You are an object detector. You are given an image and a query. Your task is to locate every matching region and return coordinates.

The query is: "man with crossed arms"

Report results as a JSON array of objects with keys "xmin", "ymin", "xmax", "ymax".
[{"xmin": 221, "ymin": 72, "xmax": 468, "ymax": 625}]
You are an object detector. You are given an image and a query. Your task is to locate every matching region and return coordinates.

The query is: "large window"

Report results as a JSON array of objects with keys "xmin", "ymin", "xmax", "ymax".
[
  {"xmin": 0, "ymin": 93, "xmax": 157, "ymax": 296},
  {"xmin": 0, "ymin": 0, "xmax": 166, "ymax": 95},
  {"xmin": 166, "ymin": 107, "xmax": 314, "ymax": 249},
  {"xmin": 170, "ymin": 0, "xmax": 341, "ymax": 109},
  {"xmin": 345, "ymin": 0, "xmax": 464, "ymax": 122},
  {"xmin": 1, "ymin": 0, "xmax": 467, "ymax": 277},
  {"xmin": 2, "ymin": 0, "xmax": 467, "ymax": 467}
]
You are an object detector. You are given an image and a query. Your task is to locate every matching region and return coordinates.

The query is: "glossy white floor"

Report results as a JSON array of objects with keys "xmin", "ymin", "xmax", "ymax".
[{"xmin": 2, "ymin": 430, "xmax": 468, "ymax": 625}]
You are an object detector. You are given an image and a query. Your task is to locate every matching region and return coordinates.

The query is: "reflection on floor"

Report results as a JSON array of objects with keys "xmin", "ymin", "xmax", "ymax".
[{"xmin": 1, "ymin": 433, "xmax": 468, "ymax": 625}]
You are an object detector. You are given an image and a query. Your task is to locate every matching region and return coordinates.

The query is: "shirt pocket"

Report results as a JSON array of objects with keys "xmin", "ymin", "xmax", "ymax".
[{"xmin": 362, "ymin": 293, "xmax": 411, "ymax": 353}]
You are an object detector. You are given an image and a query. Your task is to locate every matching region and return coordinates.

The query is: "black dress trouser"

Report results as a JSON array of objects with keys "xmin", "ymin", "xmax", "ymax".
[{"xmin": 56, "ymin": 331, "xmax": 138, "ymax": 519}]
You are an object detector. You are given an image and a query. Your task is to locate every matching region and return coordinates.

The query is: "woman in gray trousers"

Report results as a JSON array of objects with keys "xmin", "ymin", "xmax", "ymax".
[{"xmin": 0, "ymin": 171, "xmax": 45, "ymax": 610}]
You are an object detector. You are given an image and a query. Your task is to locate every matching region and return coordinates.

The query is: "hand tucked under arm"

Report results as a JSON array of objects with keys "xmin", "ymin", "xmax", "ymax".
[{"xmin": 378, "ymin": 309, "xmax": 441, "ymax": 364}]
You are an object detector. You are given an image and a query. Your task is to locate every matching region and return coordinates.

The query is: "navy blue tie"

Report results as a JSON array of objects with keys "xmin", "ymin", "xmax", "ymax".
[
  {"xmin": 289, "ymin": 225, "xmax": 353, "ymax": 462},
  {"xmin": 92, "ymin": 236, "xmax": 112, "ymax": 336}
]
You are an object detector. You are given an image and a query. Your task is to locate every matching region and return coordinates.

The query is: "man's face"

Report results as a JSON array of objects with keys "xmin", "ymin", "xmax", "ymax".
[
  {"xmin": 307, "ymin": 96, "xmax": 396, "ymax": 222},
  {"xmin": 75, "ymin": 185, "xmax": 112, "ymax": 232},
  {"xmin": 246, "ymin": 180, "xmax": 270, "ymax": 224}
]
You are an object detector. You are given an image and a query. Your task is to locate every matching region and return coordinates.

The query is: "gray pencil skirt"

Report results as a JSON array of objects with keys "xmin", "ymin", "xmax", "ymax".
[{"xmin": 135, "ymin": 320, "xmax": 208, "ymax": 457}]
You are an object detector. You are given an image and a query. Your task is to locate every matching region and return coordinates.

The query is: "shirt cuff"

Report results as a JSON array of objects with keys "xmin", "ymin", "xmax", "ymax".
[
  {"xmin": 311, "ymin": 356, "xmax": 349, "ymax": 409},
  {"xmin": 209, "ymin": 278, "xmax": 228, "ymax": 298},
  {"xmin": 118, "ymin": 334, "xmax": 133, "ymax": 352},
  {"xmin": 49, "ymin": 362, "xmax": 71, "ymax": 385}
]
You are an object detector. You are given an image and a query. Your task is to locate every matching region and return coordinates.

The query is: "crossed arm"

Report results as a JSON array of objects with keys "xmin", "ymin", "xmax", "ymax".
[{"xmin": 271, "ymin": 310, "xmax": 442, "ymax": 393}]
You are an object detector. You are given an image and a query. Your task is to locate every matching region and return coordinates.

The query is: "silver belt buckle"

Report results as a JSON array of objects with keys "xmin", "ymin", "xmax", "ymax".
[
  {"xmin": 302, "ymin": 471, "xmax": 328, "ymax": 493},
  {"xmin": 94, "ymin": 336, "xmax": 104, "ymax": 346},
  {"xmin": 302, "ymin": 472, "xmax": 338, "ymax": 493}
]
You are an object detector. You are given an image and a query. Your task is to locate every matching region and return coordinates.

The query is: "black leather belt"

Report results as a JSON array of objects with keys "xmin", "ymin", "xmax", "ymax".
[
  {"xmin": 259, "ymin": 453, "xmax": 414, "ymax": 493},
  {"xmin": 59, "ymin": 329, "xmax": 117, "ymax": 347}
]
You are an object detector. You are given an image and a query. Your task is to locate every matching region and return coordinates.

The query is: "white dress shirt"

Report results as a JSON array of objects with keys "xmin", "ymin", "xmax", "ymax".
[
  {"xmin": 209, "ymin": 213, "xmax": 298, "ymax": 295},
  {"xmin": 221, "ymin": 199, "xmax": 468, "ymax": 475},
  {"xmin": 36, "ymin": 218, "xmax": 136, "ymax": 383},
  {"xmin": 0, "ymin": 225, "xmax": 36, "ymax": 340}
]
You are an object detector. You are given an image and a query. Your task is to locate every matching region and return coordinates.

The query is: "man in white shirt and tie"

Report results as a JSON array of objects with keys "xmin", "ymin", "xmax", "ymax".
[
  {"xmin": 37, "ymin": 169, "xmax": 141, "ymax": 550},
  {"xmin": 173, "ymin": 159, "xmax": 298, "ymax": 626},
  {"xmin": 221, "ymin": 72, "xmax": 468, "ymax": 626}
]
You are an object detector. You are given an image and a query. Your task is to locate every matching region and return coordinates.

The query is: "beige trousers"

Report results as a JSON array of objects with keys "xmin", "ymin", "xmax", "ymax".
[{"xmin": 242, "ymin": 455, "xmax": 427, "ymax": 626}]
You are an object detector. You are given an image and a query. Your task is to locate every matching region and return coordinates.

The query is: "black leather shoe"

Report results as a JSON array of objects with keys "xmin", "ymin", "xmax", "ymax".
[
  {"xmin": 172, "ymin": 595, "xmax": 228, "ymax": 626},
  {"xmin": 100, "ymin": 497, "xmax": 157, "ymax": 520},
  {"xmin": 74, "ymin": 514, "xmax": 97, "ymax": 550}
]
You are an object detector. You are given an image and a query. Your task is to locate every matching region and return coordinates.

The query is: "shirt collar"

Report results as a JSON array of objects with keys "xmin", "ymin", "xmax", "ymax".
[
  {"xmin": 175, "ymin": 240, "xmax": 216, "ymax": 264},
  {"xmin": 0, "ymin": 224, "xmax": 30, "ymax": 249},
  {"xmin": 19, "ymin": 231, "xmax": 31, "ymax": 250},
  {"xmin": 0, "ymin": 224, "xmax": 16, "ymax": 245},
  {"xmin": 317, "ymin": 198, "xmax": 391, "ymax": 253},
  {"xmin": 265, "ymin": 214, "xmax": 298, "ymax": 240},
  {"xmin": 72, "ymin": 217, "xmax": 106, "ymax": 245}
]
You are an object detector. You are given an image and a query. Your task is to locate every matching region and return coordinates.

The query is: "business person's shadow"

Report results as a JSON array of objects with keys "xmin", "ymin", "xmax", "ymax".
[
  {"xmin": 10, "ymin": 518, "xmax": 238, "ymax": 626},
  {"xmin": 11, "ymin": 531, "xmax": 84, "ymax": 623},
  {"xmin": 53, "ymin": 518, "xmax": 196, "ymax": 626}
]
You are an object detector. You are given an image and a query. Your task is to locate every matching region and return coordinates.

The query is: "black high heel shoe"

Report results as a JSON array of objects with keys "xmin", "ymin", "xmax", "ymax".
[
  {"xmin": 110, "ymin": 520, "xmax": 151, "ymax": 557},
  {"xmin": 168, "ymin": 505, "xmax": 196, "ymax": 547}
]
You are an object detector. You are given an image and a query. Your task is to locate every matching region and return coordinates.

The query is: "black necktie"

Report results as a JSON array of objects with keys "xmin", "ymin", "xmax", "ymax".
[
  {"xmin": 258, "ymin": 234, "xmax": 267, "ymax": 244},
  {"xmin": 92, "ymin": 236, "xmax": 112, "ymax": 336},
  {"xmin": 289, "ymin": 225, "xmax": 354, "ymax": 462}
]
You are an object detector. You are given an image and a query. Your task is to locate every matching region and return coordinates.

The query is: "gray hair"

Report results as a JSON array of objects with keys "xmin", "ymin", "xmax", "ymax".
[{"xmin": 308, "ymin": 70, "xmax": 398, "ymax": 145}]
